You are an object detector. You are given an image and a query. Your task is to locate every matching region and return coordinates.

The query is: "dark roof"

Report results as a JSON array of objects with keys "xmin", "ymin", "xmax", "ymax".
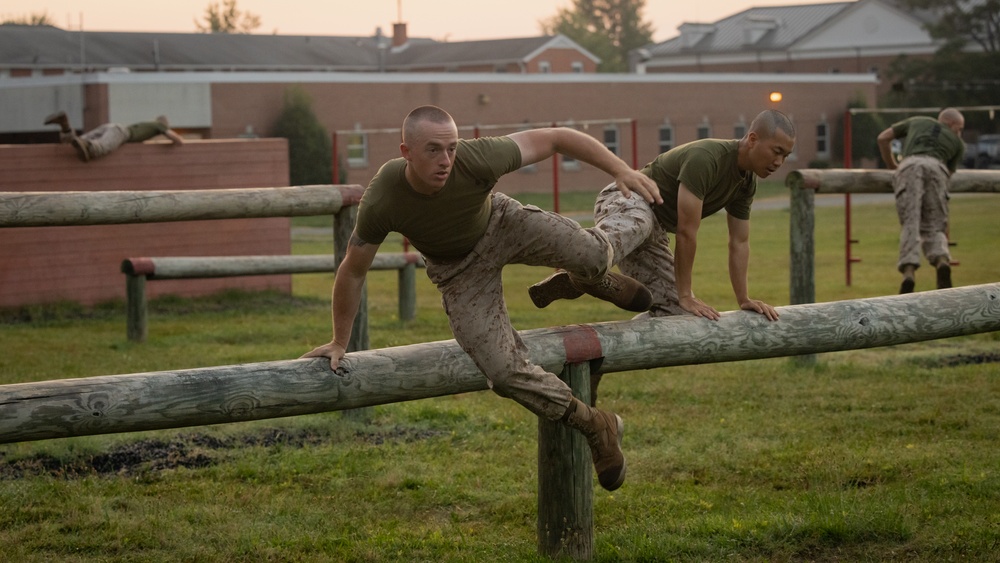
[
  {"xmin": 0, "ymin": 25, "xmax": 594, "ymax": 72},
  {"xmin": 646, "ymin": 2, "xmax": 852, "ymax": 56}
]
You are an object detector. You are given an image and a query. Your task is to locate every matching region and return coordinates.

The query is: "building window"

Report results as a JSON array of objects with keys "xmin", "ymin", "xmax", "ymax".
[
  {"xmin": 494, "ymin": 64, "xmax": 508, "ymax": 73},
  {"xmin": 603, "ymin": 126, "xmax": 620, "ymax": 156},
  {"xmin": 816, "ymin": 121, "xmax": 829, "ymax": 157},
  {"xmin": 658, "ymin": 124, "xmax": 673, "ymax": 153},
  {"xmin": 697, "ymin": 123, "xmax": 711, "ymax": 139},
  {"xmin": 538, "ymin": 61, "xmax": 551, "ymax": 74},
  {"xmin": 571, "ymin": 61, "xmax": 584, "ymax": 73},
  {"xmin": 346, "ymin": 132, "xmax": 368, "ymax": 168},
  {"xmin": 733, "ymin": 122, "xmax": 747, "ymax": 139}
]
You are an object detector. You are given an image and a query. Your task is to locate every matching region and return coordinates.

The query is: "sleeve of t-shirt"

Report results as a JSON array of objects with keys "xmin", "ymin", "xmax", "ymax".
[
  {"xmin": 454, "ymin": 136, "xmax": 523, "ymax": 183},
  {"xmin": 675, "ymin": 148, "xmax": 717, "ymax": 200},
  {"xmin": 354, "ymin": 162, "xmax": 396, "ymax": 245}
]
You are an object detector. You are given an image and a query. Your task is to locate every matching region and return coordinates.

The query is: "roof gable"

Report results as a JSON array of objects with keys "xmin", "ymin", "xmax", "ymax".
[
  {"xmin": 793, "ymin": 0, "xmax": 934, "ymax": 51},
  {"xmin": 647, "ymin": 2, "xmax": 852, "ymax": 55}
]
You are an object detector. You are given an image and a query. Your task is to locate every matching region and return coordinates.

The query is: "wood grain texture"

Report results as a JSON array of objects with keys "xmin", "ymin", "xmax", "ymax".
[
  {"xmin": 785, "ymin": 168, "xmax": 1000, "ymax": 194},
  {"xmin": 1, "ymin": 283, "xmax": 997, "ymax": 444}
]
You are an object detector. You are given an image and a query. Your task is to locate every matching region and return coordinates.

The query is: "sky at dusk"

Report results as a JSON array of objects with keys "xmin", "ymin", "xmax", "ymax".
[{"xmin": 2, "ymin": 0, "xmax": 840, "ymax": 43}]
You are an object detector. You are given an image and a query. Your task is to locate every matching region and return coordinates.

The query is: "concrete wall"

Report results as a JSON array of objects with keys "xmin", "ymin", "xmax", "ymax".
[{"xmin": 0, "ymin": 138, "xmax": 292, "ymax": 308}]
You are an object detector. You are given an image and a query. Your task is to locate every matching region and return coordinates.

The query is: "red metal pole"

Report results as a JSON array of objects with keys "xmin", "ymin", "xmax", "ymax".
[
  {"xmin": 552, "ymin": 122, "xmax": 560, "ymax": 214},
  {"xmin": 331, "ymin": 132, "xmax": 339, "ymax": 184},
  {"xmin": 843, "ymin": 110, "xmax": 860, "ymax": 286}
]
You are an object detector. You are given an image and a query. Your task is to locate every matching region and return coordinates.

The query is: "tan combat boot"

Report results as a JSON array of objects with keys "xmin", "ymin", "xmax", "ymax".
[
  {"xmin": 529, "ymin": 270, "xmax": 651, "ymax": 312},
  {"xmin": 561, "ymin": 397, "xmax": 626, "ymax": 491}
]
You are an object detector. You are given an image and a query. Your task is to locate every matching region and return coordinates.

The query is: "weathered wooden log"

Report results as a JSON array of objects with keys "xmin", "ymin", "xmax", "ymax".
[
  {"xmin": 121, "ymin": 253, "xmax": 425, "ymax": 279},
  {"xmin": 121, "ymin": 253, "xmax": 425, "ymax": 343},
  {"xmin": 1, "ymin": 283, "xmax": 997, "ymax": 444},
  {"xmin": 785, "ymin": 168, "xmax": 1000, "ymax": 194},
  {"xmin": 0, "ymin": 185, "xmax": 364, "ymax": 227}
]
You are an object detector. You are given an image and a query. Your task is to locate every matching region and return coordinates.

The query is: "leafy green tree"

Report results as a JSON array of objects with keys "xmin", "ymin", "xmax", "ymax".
[
  {"xmin": 540, "ymin": 0, "xmax": 654, "ymax": 72},
  {"xmin": 884, "ymin": 0, "xmax": 1000, "ymax": 123},
  {"xmin": 1, "ymin": 12, "xmax": 55, "ymax": 25},
  {"xmin": 271, "ymin": 87, "xmax": 332, "ymax": 186},
  {"xmin": 195, "ymin": 0, "xmax": 261, "ymax": 34}
]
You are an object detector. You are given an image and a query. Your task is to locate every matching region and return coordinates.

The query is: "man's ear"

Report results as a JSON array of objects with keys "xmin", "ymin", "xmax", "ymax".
[{"xmin": 399, "ymin": 142, "xmax": 410, "ymax": 160}]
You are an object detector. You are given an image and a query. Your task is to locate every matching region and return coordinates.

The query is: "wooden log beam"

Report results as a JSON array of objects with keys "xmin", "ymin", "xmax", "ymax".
[
  {"xmin": 121, "ymin": 253, "xmax": 425, "ymax": 279},
  {"xmin": 1, "ymin": 283, "xmax": 998, "ymax": 444},
  {"xmin": 785, "ymin": 169, "xmax": 1000, "ymax": 194},
  {"xmin": 0, "ymin": 184, "xmax": 365, "ymax": 227}
]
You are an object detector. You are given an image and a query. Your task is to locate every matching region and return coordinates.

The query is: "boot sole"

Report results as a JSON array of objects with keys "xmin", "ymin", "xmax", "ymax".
[
  {"xmin": 597, "ymin": 414, "xmax": 626, "ymax": 491},
  {"xmin": 528, "ymin": 271, "xmax": 583, "ymax": 308}
]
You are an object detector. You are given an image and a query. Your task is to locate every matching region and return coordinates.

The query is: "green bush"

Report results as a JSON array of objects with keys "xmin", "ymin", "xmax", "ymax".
[{"xmin": 271, "ymin": 87, "xmax": 332, "ymax": 186}]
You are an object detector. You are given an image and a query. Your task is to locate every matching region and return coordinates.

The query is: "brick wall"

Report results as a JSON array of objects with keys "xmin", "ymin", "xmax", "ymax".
[{"xmin": 0, "ymin": 138, "xmax": 294, "ymax": 308}]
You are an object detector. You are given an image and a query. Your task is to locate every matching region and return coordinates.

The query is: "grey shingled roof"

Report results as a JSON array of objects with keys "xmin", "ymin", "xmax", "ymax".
[
  {"xmin": 0, "ymin": 25, "xmax": 592, "ymax": 72},
  {"xmin": 646, "ymin": 2, "xmax": 853, "ymax": 55}
]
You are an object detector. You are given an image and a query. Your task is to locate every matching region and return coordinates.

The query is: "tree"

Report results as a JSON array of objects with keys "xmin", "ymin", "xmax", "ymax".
[
  {"xmin": 1, "ymin": 12, "xmax": 55, "ymax": 25},
  {"xmin": 540, "ymin": 0, "xmax": 654, "ymax": 73},
  {"xmin": 271, "ymin": 87, "xmax": 332, "ymax": 187},
  {"xmin": 195, "ymin": 0, "xmax": 261, "ymax": 34},
  {"xmin": 884, "ymin": 0, "xmax": 1000, "ymax": 116}
]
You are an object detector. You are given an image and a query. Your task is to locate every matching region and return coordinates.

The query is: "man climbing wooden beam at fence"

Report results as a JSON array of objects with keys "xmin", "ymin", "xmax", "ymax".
[{"xmin": 302, "ymin": 105, "xmax": 662, "ymax": 493}]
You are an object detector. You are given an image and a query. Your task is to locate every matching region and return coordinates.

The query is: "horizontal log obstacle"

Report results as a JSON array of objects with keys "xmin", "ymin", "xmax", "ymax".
[
  {"xmin": 786, "ymin": 169, "xmax": 1000, "ymax": 308},
  {"xmin": 121, "ymin": 253, "xmax": 426, "ymax": 342},
  {"xmin": 0, "ymin": 185, "xmax": 376, "ymax": 353},
  {"xmin": 2, "ymin": 282, "xmax": 998, "ymax": 560},
  {"xmin": 785, "ymin": 168, "xmax": 1000, "ymax": 194},
  {"xmin": 5, "ymin": 282, "xmax": 998, "ymax": 444},
  {"xmin": 0, "ymin": 185, "xmax": 363, "ymax": 227}
]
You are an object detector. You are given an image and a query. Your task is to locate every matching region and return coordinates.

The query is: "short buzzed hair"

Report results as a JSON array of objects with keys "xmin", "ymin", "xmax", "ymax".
[
  {"xmin": 938, "ymin": 107, "xmax": 964, "ymax": 127},
  {"xmin": 402, "ymin": 105, "xmax": 454, "ymax": 143},
  {"xmin": 749, "ymin": 109, "xmax": 795, "ymax": 140}
]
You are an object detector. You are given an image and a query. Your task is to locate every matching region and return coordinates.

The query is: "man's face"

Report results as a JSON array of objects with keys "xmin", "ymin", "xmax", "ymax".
[
  {"xmin": 746, "ymin": 129, "xmax": 795, "ymax": 178},
  {"xmin": 401, "ymin": 119, "xmax": 459, "ymax": 194}
]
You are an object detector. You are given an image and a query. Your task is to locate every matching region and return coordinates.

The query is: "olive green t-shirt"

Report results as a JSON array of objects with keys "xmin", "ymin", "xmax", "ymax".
[
  {"xmin": 641, "ymin": 139, "xmax": 755, "ymax": 233},
  {"xmin": 891, "ymin": 116, "xmax": 965, "ymax": 173},
  {"xmin": 127, "ymin": 121, "xmax": 168, "ymax": 143},
  {"xmin": 356, "ymin": 136, "xmax": 521, "ymax": 260}
]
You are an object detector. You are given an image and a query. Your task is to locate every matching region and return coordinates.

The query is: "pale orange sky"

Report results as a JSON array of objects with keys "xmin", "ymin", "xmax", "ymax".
[{"xmin": 1, "ymin": 0, "xmax": 841, "ymax": 43}]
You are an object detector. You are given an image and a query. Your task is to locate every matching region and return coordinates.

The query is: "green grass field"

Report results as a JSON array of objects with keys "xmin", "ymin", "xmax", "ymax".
[{"xmin": 1, "ymin": 183, "xmax": 998, "ymax": 562}]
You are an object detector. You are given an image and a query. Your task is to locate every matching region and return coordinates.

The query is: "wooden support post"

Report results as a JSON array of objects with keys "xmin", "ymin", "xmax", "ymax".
[
  {"xmin": 398, "ymin": 262, "xmax": 417, "ymax": 321},
  {"xmin": 789, "ymin": 184, "xmax": 816, "ymax": 365},
  {"xmin": 125, "ymin": 274, "xmax": 148, "ymax": 343},
  {"xmin": 789, "ymin": 184, "xmax": 816, "ymax": 306},
  {"xmin": 537, "ymin": 362, "xmax": 594, "ymax": 561}
]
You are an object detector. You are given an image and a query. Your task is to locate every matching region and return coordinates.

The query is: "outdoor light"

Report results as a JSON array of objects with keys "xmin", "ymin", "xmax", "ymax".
[{"xmin": 769, "ymin": 92, "xmax": 783, "ymax": 102}]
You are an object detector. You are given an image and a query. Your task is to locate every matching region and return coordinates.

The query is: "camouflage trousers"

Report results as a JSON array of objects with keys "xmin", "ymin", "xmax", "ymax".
[
  {"xmin": 893, "ymin": 155, "xmax": 951, "ymax": 271},
  {"xmin": 424, "ymin": 192, "xmax": 613, "ymax": 421},
  {"xmin": 80, "ymin": 123, "xmax": 131, "ymax": 160},
  {"xmin": 594, "ymin": 183, "xmax": 686, "ymax": 317}
]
